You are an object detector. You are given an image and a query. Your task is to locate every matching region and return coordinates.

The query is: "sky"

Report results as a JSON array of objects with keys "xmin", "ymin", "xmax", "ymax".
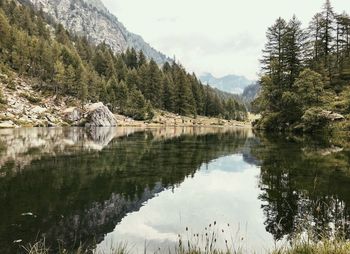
[{"xmin": 101, "ymin": 0, "xmax": 349, "ymax": 80}]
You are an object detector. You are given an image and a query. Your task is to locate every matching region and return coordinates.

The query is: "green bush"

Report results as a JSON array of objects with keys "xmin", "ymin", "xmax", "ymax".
[{"xmin": 301, "ymin": 107, "xmax": 329, "ymax": 133}]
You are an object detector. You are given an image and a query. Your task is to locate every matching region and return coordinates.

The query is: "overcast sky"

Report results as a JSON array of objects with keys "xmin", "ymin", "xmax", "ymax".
[{"xmin": 101, "ymin": 0, "xmax": 348, "ymax": 80}]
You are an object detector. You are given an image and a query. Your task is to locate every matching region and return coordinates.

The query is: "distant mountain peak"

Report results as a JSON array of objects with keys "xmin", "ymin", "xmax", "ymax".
[{"xmin": 200, "ymin": 73, "xmax": 255, "ymax": 95}]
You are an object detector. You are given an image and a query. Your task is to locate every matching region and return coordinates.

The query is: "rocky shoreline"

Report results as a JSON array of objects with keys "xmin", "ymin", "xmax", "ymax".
[{"xmin": 0, "ymin": 77, "xmax": 250, "ymax": 129}]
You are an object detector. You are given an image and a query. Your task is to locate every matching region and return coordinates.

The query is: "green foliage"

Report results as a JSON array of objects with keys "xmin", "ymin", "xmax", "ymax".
[
  {"xmin": 0, "ymin": 0, "xmax": 246, "ymax": 121},
  {"xmin": 124, "ymin": 89, "xmax": 152, "ymax": 120},
  {"xmin": 256, "ymin": 0, "xmax": 350, "ymax": 132},
  {"xmin": 301, "ymin": 107, "xmax": 330, "ymax": 132},
  {"xmin": 295, "ymin": 69, "xmax": 325, "ymax": 108},
  {"xmin": 19, "ymin": 92, "xmax": 42, "ymax": 104}
]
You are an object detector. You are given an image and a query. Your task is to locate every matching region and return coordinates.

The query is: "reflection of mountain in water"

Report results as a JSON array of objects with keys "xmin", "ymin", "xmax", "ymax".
[
  {"xmin": 242, "ymin": 136, "xmax": 261, "ymax": 166},
  {"xmin": 0, "ymin": 127, "xmax": 255, "ymax": 253},
  {"xmin": 47, "ymin": 183, "xmax": 165, "ymax": 250}
]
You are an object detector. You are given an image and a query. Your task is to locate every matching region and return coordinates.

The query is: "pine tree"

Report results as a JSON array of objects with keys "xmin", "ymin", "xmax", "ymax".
[
  {"xmin": 261, "ymin": 18, "xmax": 288, "ymax": 87},
  {"xmin": 295, "ymin": 68, "xmax": 325, "ymax": 107},
  {"xmin": 124, "ymin": 48, "xmax": 138, "ymax": 69},
  {"xmin": 0, "ymin": 11, "xmax": 10, "ymax": 56},
  {"xmin": 53, "ymin": 60, "xmax": 65, "ymax": 95},
  {"xmin": 260, "ymin": 18, "xmax": 288, "ymax": 112},
  {"xmin": 138, "ymin": 50, "xmax": 147, "ymax": 66},
  {"xmin": 284, "ymin": 16, "xmax": 306, "ymax": 88},
  {"xmin": 77, "ymin": 67, "xmax": 88, "ymax": 106},
  {"xmin": 125, "ymin": 68, "xmax": 141, "ymax": 90},
  {"xmin": 127, "ymin": 89, "xmax": 147, "ymax": 120},
  {"xmin": 162, "ymin": 75, "xmax": 175, "ymax": 112},
  {"xmin": 106, "ymin": 76, "xmax": 118, "ymax": 109},
  {"xmin": 114, "ymin": 56, "xmax": 127, "ymax": 81},
  {"xmin": 64, "ymin": 64, "xmax": 76, "ymax": 94},
  {"xmin": 93, "ymin": 49, "xmax": 108, "ymax": 76},
  {"xmin": 144, "ymin": 59, "xmax": 162, "ymax": 108},
  {"xmin": 173, "ymin": 66, "xmax": 195, "ymax": 115},
  {"xmin": 315, "ymin": 0, "xmax": 336, "ymax": 78},
  {"xmin": 55, "ymin": 24, "xmax": 70, "ymax": 46},
  {"xmin": 190, "ymin": 74, "xmax": 204, "ymax": 115},
  {"xmin": 115, "ymin": 80, "xmax": 129, "ymax": 113},
  {"xmin": 321, "ymin": 0, "xmax": 335, "ymax": 58}
]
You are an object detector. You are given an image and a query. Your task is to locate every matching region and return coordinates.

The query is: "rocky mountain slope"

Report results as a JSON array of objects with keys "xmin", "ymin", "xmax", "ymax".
[
  {"xmin": 19, "ymin": 0, "xmax": 170, "ymax": 64},
  {"xmin": 0, "ymin": 75, "xmax": 248, "ymax": 128},
  {"xmin": 242, "ymin": 82, "xmax": 261, "ymax": 103},
  {"xmin": 200, "ymin": 72, "xmax": 255, "ymax": 94}
]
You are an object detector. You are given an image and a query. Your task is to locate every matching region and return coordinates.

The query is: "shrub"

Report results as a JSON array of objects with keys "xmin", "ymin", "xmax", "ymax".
[
  {"xmin": 301, "ymin": 107, "xmax": 329, "ymax": 133},
  {"xmin": 0, "ymin": 89, "xmax": 6, "ymax": 104},
  {"xmin": 20, "ymin": 92, "xmax": 42, "ymax": 104}
]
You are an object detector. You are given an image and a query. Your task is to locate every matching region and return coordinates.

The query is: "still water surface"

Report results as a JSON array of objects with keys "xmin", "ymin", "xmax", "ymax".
[{"xmin": 0, "ymin": 127, "xmax": 349, "ymax": 253}]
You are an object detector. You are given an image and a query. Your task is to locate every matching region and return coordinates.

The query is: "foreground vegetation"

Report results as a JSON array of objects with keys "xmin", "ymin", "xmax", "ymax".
[
  {"xmin": 23, "ymin": 237, "xmax": 350, "ymax": 254},
  {"xmin": 254, "ymin": 0, "xmax": 350, "ymax": 133},
  {"xmin": 0, "ymin": 0, "xmax": 247, "ymax": 121}
]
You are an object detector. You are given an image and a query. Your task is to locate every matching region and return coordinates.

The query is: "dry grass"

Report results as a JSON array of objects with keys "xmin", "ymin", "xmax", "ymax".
[
  {"xmin": 22, "ymin": 225, "xmax": 350, "ymax": 254},
  {"xmin": 272, "ymin": 237, "xmax": 350, "ymax": 254},
  {"xmin": 23, "ymin": 239, "xmax": 350, "ymax": 254}
]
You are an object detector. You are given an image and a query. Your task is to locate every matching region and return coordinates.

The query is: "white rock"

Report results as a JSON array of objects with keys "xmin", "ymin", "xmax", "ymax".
[
  {"xmin": 320, "ymin": 110, "xmax": 345, "ymax": 121},
  {"xmin": 0, "ymin": 121, "xmax": 16, "ymax": 128},
  {"xmin": 85, "ymin": 102, "xmax": 116, "ymax": 127},
  {"xmin": 31, "ymin": 106, "xmax": 47, "ymax": 114},
  {"xmin": 63, "ymin": 107, "xmax": 82, "ymax": 122}
]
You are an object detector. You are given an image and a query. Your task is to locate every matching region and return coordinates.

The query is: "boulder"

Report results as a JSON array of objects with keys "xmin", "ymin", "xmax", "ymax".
[
  {"xmin": 31, "ymin": 106, "xmax": 47, "ymax": 114},
  {"xmin": 45, "ymin": 114, "xmax": 56, "ymax": 123},
  {"xmin": 320, "ymin": 110, "xmax": 345, "ymax": 121},
  {"xmin": 0, "ymin": 120, "xmax": 17, "ymax": 128},
  {"xmin": 62, "ymin": 107, "xmax": 82, "ymax": 122},
  {"xmin": 84, "ymin": 103, "xmax": 116, "ymax": 127}
]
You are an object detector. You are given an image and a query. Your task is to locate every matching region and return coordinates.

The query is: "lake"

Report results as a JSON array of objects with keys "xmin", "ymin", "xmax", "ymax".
[{"xmin": 0, "ymin": 127, "xmax": 349, "ymax": 253}]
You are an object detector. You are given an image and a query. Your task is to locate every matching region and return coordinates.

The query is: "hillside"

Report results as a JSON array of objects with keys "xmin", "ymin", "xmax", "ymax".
[
  {"xmin": 19, "ymin": 0, "xmax": 170, "ymax": 64},
  {"xmin": 0, "ymin": 0, "xmax": 248, "ymax": 127},
  {"xmin": 242, "ymin": 83, "xmax": 260, "ymax": 102}
]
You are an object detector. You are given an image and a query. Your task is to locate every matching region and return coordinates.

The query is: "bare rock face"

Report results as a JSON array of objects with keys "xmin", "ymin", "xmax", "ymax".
[
  {"xmin": 23, "ymin": 0, "xmax": 170, "ymax": 65},
  {"xmin": 85, "ymin": 103, "xmax": 116, "ymax": 127},
  {"xmin": 63, "ymin": 107, "xmax": 82, "ymax": 123},
  {"xmin": 0, "ymin": 121, "xmax": 17, "ymax": 129}
]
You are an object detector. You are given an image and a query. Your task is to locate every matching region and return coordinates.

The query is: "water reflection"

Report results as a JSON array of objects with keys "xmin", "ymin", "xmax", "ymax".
[
  {"xmin": 1, "ymin": 127, "xmax": 350, "ymax": 254},
  {"xmin": 0, "ymin": 127, "xmax": 253, "ymax": 253},
  {"xmin": 96, "ymin": 154, "xmax": 271, "ymax": 254},
  {"xmin": 253, "ymin": 133, "xmax": 350, "ymax": 241}
]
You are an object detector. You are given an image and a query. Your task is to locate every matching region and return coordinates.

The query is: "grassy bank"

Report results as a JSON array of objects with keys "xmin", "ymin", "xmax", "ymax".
[{"xmin": 23, "ymin": 237, "xmax": 350, "ymax": 254}]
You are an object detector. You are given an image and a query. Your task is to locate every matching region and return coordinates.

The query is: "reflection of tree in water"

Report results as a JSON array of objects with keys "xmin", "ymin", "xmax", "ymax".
[
  {"xmin": 254, "ymin": 133, "xmax": 350, "ymax": 241},
  {"xmin": 0, "ymin": 128, "xmax": 250, "ymax": 253}
]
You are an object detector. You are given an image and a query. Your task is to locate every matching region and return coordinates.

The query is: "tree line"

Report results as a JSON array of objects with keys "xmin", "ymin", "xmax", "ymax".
[
  {"xmin": 0, "ymin": 0, "xmax": 247, "ymax": 121},
  {"xmin": 255, "ymin": 0, "xmax": 350, "ymax": 132}
]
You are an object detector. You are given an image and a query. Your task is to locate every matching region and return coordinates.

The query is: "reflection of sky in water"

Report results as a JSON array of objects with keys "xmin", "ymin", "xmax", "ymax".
[
  {"xmin": 96, "ymin": 154, "xmax": 274, "ymax": 254},
  {"xmin": 202, "ymin": 154, "xmax": 250, "ymax": 173}
]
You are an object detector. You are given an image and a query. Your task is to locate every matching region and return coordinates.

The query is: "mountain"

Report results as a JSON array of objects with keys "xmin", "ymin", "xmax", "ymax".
[
  {"xmin": 20, "ymin": 0, "xmax": 170, "ymax": 64},
  {"xmin": 242, "ymin": 83, "xmax": 261, "ymax": 103},
  {"xmin": 200, "ymin": 73, "xmax": 255, "ymax": 94}
]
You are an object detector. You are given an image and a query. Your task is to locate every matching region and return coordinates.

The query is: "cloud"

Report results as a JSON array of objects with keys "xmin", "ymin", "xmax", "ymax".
[
  {"xmin": 102, "ymin": 0, "xmax": 349, "ymax": 79},
  {"xmin": 156, "ymin": 17, "xmax": 178, "ymax": 23}
]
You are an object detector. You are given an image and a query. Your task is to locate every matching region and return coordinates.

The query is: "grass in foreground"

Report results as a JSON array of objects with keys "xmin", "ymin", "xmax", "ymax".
[
  {"xmin": 22, "ymin": 222, "xmax": 350, "ymax": 254},
  {"xmin": 272, "ymin": 237, "xmax": 350, "ymax": 254},
  {"xmin": 23, "ymin": 237, "xmax": 350, "ymax": 254}
]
